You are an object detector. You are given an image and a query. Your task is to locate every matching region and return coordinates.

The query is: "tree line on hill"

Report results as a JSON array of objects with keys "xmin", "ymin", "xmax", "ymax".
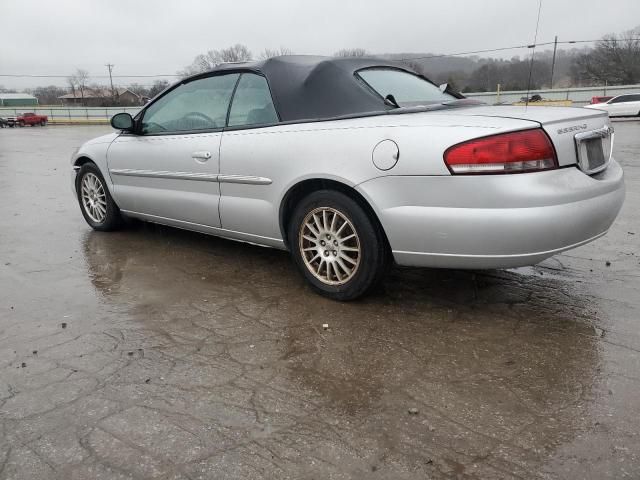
[{"xmin": 174, "ymin": 27, "xmax": 639, "ymax": 93}]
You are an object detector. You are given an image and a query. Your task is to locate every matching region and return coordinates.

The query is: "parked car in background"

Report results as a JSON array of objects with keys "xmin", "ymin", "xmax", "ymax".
[
  {"xmin": 519, "ymin": 94, "xmax": 543, "ymax": 103},
  {"xmin": 590, "ymin": 96, "xmax": 613, "ymax": 104},
  {"xmin": 6, "ymin": 112, "xmax": 48, "ymax": 127},
  {"xmin": 70, "ymin": 56, "xmax": 625, "ymax": 300},
  {"xmin": 585, "ymin": 94, "xmax": 640, "ymax": 117}
]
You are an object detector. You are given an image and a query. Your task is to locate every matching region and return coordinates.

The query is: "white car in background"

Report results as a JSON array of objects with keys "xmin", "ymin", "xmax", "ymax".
[{"xmin": 584, "ymin": 94, "xmax": 640, "ymax": 117}]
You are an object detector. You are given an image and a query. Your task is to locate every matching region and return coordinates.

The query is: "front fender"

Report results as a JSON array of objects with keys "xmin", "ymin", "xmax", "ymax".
[{"xmin": 70, "ymin": 133, "xmax": 120, "ymax": 197}]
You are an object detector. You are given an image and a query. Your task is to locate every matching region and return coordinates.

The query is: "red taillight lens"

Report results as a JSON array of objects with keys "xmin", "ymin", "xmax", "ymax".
[{"xmin": 443, "ymin": 129, "xmax": 557, "ymax": 174}]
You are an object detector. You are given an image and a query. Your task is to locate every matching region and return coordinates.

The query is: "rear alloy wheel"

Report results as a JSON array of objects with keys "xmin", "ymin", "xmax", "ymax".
[
  {"xmin": 300, "ymin": 206, "xmax": 361, "ymax": 285},
  {"xmin": 76, "ymin": 163, "xmax": 122, "ymax": 231},
  {"xmin": 40, "ymin": 120, "xmax": 46, "ymax": 126},
  {"xmin": 289, "ymin": 190, "xmax": 388, "ymax": 300}
]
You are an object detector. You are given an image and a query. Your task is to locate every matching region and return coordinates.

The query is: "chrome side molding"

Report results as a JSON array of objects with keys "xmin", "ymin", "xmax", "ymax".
[
  {"xmin": 109, "ymin": 169, "xmax": 219, "ymax": 182},
  {"xmin": 218, "ymin": 175, "xmax": 272, "ymax": 185},
  {"xmin": 109, "ymin": 169, "xmax": 272, "ymax": 185}
]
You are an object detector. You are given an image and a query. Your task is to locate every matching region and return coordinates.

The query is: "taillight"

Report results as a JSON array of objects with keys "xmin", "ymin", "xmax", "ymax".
[{"xmin": 443, "ymin": 129, "xmax": 557, "ymax": 174}]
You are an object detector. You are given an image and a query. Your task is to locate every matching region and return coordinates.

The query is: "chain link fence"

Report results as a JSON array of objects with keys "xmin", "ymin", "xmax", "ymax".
[
  {"xmin": 0, "ymin": 106, "xmax": 142, "ymax": 124},
  {"xmin": 465, "ymin": 84, "xmax": 640, "ymax": 105},
  {"xmin": 3, "ymin": 84, "xmax": 640, "ymax": 124}
]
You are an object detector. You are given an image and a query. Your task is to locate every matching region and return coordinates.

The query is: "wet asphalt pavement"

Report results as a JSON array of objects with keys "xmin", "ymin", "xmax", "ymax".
[{"xmin": 0, "ymin": 122, "xmax": 639, "ymax": 479}]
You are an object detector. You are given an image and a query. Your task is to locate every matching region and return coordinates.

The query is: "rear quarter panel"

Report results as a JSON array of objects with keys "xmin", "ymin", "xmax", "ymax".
[{"xmin": 219, "ymin": 113, "xmax": 539, "ymax": 241}]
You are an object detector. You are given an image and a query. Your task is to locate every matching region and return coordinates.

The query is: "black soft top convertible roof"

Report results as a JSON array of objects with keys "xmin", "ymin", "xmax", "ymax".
[{"xmin": 188, "ymin": 55, "xmax": 422, "ymax": 122}]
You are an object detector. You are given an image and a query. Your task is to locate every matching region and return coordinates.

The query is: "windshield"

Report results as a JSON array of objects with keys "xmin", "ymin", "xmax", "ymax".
[{"xmin": 357, "ymin": 68, "xmax": 454, "ymax": 107}]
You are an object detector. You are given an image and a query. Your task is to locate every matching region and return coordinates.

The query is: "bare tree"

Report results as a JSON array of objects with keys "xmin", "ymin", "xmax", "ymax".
[
  {"xmin": 180, "ymin": 44, "xmax": 253, "ymax": 76},
  {"xmin": 66, "ymin": 75, "xmax": 77, "ymax": 97},
  {"xmin": 398, "ymin": 60, "xmax": 425, "ymax": 75},
  {"xmin": 217, "ymin": 44, "xmax": 252, "ymax": 62},
  {"xmin": 259, "ymin": 47, "xmax": 293, "ymax": 60},
  {"xmin": 32, "ymin": 85, "xmax": 67, "ymax": 105},
  {"xmin": 148, "ymin": 80, "xmax": 170, "ymax": 98},
  {"xmin": 572, "ymin": 28, "xmax": 640, "ymax": 85},
  {"xmin": 333, "ymin": 48, "xmax": 368, "ymax": 58},
  {"xmin": 67, "ymin": 69, "xmax": 90, "ymax": 104},
  {"xmin": 128, "ymin": 83, "xmax": 149, "ymax": 98}
]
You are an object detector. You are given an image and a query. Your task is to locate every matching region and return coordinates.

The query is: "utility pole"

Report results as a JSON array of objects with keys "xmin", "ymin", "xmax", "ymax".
[
  {"xmin": 549, "ymin": 36, "xmax": 558, "ymax": 89},
  {"xmin": 105, "ymin": 63, "xmax": 115, "ymax": 101}
]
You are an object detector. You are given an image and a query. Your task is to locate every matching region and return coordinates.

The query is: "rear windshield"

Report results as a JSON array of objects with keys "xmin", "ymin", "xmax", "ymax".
[{"xmin": 357, "ymin": 68, "xmax": 454, "ymax": 106}]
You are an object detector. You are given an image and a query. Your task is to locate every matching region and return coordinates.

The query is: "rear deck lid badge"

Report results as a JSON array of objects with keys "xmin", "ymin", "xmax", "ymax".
[{"xmin": 557, "ymin": 124, "xmax": 587, "ymax": 135}]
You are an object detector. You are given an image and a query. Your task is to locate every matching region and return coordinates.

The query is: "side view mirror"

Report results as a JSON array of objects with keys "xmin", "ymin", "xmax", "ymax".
[
  {"xmin": 110, "ymin": 112, "xmax": 134, "ymax": 131},
  {"xmin": 439, "ymin": 83, "xmax": 466, "ymax": 99}
]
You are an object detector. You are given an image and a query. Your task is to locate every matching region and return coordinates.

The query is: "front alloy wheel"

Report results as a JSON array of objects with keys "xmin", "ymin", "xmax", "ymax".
[
  {"xmin": 289, "ymin": 190, "xmax": 389, "ymax": 300},
  {"xmin": 81, "ymin": 172, "xmax": 108, "ymax": 223},
  {"xmin": 76, "ymin": 163, "xmax": 122, "ymax": 231}
]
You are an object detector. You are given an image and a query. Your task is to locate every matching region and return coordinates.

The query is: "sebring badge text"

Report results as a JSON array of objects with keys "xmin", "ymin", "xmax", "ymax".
[{"xmin": 557, "ymin": 124, "xmax": 588, "ymax": 135}]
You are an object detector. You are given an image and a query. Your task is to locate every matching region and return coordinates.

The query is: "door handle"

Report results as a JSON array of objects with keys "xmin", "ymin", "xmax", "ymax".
[{"xmin": 192, "ymin": 151, "xmax": 211, "ymax": 161}]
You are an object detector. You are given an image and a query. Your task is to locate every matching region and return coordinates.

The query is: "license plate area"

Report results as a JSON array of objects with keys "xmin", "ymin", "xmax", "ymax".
[
  {"xmin": 575, "ymin": 126, "xmax": 613, "ymax": 175},
  {"xmin": 585, "ymin": 138, "xmax": 605, "ymax": 170}
]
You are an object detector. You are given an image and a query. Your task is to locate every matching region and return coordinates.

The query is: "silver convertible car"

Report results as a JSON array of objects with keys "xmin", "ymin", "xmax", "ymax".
[{"xmin": 71, "ymin": 56, "xmax": 625, "ymax": 300}]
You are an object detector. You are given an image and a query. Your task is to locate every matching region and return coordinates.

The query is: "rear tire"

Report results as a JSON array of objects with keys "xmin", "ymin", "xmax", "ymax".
[
  {"xmin": 40, "ymin": 120, "xmax": 47, "ymax": 126},
  {"xmin": 288, "ymin": 190, "xmax": 389, "ymax": 301},
  {"xmin": 76, "ymin": 163, "xmax": 122, "ymax": 231}
]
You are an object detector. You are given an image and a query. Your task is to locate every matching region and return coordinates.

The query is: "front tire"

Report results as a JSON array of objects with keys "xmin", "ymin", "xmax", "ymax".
[
  {"xmin": 288, "ymin": 190, "xmax": 389, "ymax": 301},
  {"xmin": 76, "ymin": 163, "xmax": 122, "ymax": 231}
]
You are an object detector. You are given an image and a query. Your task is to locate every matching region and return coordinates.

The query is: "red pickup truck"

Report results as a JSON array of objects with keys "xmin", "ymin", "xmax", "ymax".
[{"xmin": 7, "ymin": 112, "xmax": 48, "ymax": 127}]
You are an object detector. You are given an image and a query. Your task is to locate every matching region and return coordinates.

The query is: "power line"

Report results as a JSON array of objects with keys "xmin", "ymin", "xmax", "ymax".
[
  {"xmin": 395, "ymin": 38, "xmax": 640, "ymax": 61},
  {"xmin": 399, "ymin": 44, "xmax": 536, "ymax": 61},
  {"xmin": 549, "ymin": 35, "xmax": 558, "ymax": 88},
  {"xmin": 105, "ymin": 63, "xmax": 115, "ymax": 97},
  {"xmin": 524, "ymin": 0, "xmax": 544, "ymax": 108}
]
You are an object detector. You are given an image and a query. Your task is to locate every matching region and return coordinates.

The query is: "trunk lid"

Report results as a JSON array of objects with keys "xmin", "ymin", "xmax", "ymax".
[{"xmin": 433, "ymin": 105, "xmax": 612, "ymax": 169}]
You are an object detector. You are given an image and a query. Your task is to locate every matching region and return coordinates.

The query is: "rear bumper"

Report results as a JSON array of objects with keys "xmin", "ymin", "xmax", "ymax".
[{"xmin": 356, "ymin": 160, "xmax": 625, "ymax": 269}]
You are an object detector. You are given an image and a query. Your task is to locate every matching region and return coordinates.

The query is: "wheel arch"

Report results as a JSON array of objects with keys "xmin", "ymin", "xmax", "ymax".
[
  {"xmin": 73, "ymin": 155, "xmax": 95, "ymax": 169},
  {"xmin": 72, "ymin": 155, "xmax": 118, "ymax": 202},
  {"xmin": 279, "ymin": 177, "xmax": 391, "ymax": 252}
]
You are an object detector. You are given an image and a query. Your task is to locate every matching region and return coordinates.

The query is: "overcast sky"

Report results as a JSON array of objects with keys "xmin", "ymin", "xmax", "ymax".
[{"xmin": 2, "ymin": 0, "xmax": 639, "ymax": 89}]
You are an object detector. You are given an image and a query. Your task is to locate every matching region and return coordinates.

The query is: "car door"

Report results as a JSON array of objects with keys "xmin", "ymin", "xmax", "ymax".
[
  {"xmin": 605, "ymin": 95, "xmax": 632, "ymax": 116},
  {"xmin": 623, "ymin": 94, "xmax": 640, "ymax": 115},
  {"xmin": 218, "ymin": 73, "xmax": 282, "ymax": 244},
  {"xmin": 107, "ymin": 73, "xmax": 239, "ymax": 227}
]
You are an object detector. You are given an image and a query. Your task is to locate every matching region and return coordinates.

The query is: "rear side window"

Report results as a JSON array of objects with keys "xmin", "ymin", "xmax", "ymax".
[
  {"xmin": 227, "ymin": 74, "xmax": 279, "ymax": 127},
  {"xmin": 357, "ymin": 68, "xmax": 454, "ymax": 106},
  {"xmin": 609, "ymin": 95, "xmax": 630, "ymax": 104}
]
